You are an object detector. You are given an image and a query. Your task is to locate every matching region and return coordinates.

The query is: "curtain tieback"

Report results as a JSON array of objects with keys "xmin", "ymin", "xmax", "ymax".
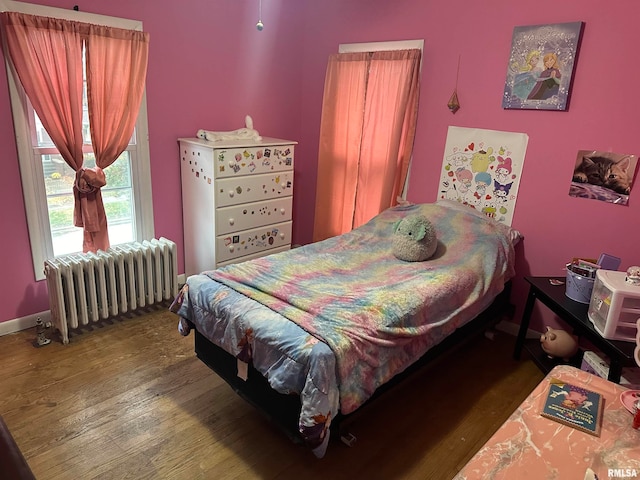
[
  {"xmin": 75, "ymin": 166, "xmax": 106, "ymax": 194},
  {"xmin": 73, "ymin": 167, "xmax": 107, "ymax": 231}
]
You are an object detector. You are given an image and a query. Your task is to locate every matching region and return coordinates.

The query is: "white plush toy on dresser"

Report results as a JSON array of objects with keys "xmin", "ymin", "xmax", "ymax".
[{"xmin": 197, "ymin": 115, "xmax": 262, "ymax": 142}]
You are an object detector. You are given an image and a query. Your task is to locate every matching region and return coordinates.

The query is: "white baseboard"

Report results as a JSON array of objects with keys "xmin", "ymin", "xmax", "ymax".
[
  {"xmin": 0, "ymin": 310, "xmax": 52, "ymax": 336},
  {"xmin": 1, "ymin": 274, "xmax": 186, "ymax": 337}
]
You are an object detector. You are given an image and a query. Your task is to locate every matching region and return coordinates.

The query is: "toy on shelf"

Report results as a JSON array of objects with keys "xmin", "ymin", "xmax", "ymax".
[{"xmin": 540, "ymin": 326, "xmax": 579, "ymax": 361}]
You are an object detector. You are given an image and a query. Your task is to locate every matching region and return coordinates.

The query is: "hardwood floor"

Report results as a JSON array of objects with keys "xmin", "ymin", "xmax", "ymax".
[{"xmin": 0, "ymin": 308, "xmax": 543, "ymax": 480}]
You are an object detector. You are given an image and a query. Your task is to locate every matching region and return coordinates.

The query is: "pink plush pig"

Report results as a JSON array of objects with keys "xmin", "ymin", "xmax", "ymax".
[{"xmin": 540, "ymin": 326, "xmax": 579, "ymax": 361}]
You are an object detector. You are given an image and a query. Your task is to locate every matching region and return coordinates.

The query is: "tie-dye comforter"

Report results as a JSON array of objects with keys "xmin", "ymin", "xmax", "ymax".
[{"xmin": 172, "ymin": 201, "xmax": 517, "ymax": 457}]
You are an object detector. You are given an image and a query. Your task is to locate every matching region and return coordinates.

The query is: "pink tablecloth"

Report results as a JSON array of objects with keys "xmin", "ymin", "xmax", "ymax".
[{"xmin": 455, "ymin": 365, "xmax": 640, "ymax": 479}]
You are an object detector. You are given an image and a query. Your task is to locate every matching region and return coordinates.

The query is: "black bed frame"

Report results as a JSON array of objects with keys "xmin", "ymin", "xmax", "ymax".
[{"xmin": 192, "ymin": 281, "xmax": 514, "ymax": 447}]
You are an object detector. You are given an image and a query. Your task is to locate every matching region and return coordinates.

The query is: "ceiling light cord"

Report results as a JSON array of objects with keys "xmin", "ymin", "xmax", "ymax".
[{"xmin": 256, "ymin": 0, "xmax": 264, "ymax": 31}]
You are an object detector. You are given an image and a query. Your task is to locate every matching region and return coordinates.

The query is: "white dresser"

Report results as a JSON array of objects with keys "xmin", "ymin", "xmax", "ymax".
[{"xmin": 179, "ymin": 136, "xmax": 296, "ymax": 276}]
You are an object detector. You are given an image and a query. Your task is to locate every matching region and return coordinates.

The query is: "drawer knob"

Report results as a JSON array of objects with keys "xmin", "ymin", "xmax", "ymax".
[
  {"xmin": 228, "ymin": 190, "xmax": 235, "ymax": 197},
  {"xmin": 229, "ymin": 245, "xmax": 235, "ymax": 252},
  {"xmin": 229, "ymin": 218, "xmax": 235, "ymax": 225},
  {"xmin": 279, "ymin": 233, "xmax": 285, "ymax": 239},
  {"xmin": 228, "ymin": 161, "xmax": 234, "ymax": 168},
  {"xmin": 280, "ymin": 208, "xmax": 285, "ymax": 214}
]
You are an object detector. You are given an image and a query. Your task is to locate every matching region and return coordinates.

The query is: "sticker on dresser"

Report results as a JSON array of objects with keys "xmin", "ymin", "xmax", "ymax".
[
  {"xmin": 216, "ymin": 145, "xmax": 294, "ymax": 178},
  {"xmin": 215, "ymin": 172, "xmax": 294, "ymax": 208},
  {"xmin": 216, "ymin": 197, "xmax": 293, "ymax": 235},
  {"xmin": 216, "ymin": 221, "xmax": 293, "ymax": 263}
]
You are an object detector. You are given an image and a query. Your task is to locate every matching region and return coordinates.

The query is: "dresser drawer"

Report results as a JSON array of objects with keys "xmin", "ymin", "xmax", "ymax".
[
  {"xmin": 215, "ymin": 144, "xmax": 294, "ymax": 179},
  {"xmin": 215, "ymin": 197, "xmax": 293, "ymax": 235},
  {"xmin": 216, "ymin": 221, "xmax": 292, "ymax": 263},
  {"xmin": 215, "ymin": 171, "xmax": 293, "ymax": 207},
  {"xmin": 217, "ymin": 245, "xmax": 291, "ymax": 268}
]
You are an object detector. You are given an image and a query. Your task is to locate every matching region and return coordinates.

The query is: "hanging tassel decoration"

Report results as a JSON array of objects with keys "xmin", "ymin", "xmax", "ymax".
[
  {"xmin": 447, "ymin": 91, "xmax": 460, "ymax": 114},
  {"xmin": 448, "ymin": 55, "xmax": 461, "ymax": 114}
]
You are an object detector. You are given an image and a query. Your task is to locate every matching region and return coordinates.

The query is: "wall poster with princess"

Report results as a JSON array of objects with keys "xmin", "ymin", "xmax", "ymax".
[
  {"xmin": 502, "ymin": 22, "xmax": 584, "ymax": 111},
  {"xmin": 438, "ymin": 126, "xmax": 529, "ymax": 226}
]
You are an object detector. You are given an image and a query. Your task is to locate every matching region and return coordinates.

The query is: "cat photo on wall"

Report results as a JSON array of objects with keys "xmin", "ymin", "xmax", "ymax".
[{"xmin": 569, "ymin": 150, "xmax": 638, "ymax": 205}]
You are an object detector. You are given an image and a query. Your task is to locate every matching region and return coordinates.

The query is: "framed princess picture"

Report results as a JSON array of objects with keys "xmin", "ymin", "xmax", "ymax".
[{"xmin": 502, "ymin": 22, "xmax": 584, "ymax": 111}]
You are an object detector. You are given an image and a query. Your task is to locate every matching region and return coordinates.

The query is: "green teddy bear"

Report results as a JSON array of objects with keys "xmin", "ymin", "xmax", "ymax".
[{"xmin": 392, "ymin": 214, "xmax": 438, "ymax": 262}]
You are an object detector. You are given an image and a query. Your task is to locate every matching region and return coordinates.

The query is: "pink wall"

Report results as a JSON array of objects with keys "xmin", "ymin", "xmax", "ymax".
[
  {"xmin": 295, "ymin": 0, "xmax": 640, "ymax": 331},
  {"xmin": 1, "ymin": 0, "xmax": 639, "ymax": 335}
]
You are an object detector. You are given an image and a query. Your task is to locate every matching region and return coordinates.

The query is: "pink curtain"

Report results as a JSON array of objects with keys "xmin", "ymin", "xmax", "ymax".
[
  {"xmin": 1, "ymin": 12, "xmax": 84, "ymax": 170},
  {"xmin": 313, "ymin": 52, "xmax": 368, "ymax": 242},
  {"xmin": 313, "ymin": 49, "xmax": 421, "ymax": 242},
  {"xmin": 1, "ymin": 12, "xmax": 149, "ymax": 253},
  {"xmin": 81, "ymin": 24, "xmax": 149, "ymax": 252}
]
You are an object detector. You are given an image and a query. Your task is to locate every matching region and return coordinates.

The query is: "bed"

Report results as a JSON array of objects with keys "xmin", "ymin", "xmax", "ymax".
[{"xmin": 171, "ymin": 200, "xmax": 521, "ymax": 457}]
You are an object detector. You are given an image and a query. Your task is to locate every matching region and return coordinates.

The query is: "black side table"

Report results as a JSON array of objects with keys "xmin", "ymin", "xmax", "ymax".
[{"xmin": 513, "ymin": 276, "xmax": 637, "ymax": 383}]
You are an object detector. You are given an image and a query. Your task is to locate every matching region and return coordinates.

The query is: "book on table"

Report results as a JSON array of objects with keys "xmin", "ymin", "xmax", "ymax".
[{"xmin": 540, "ymin": 378, "xmax": 604, "ymax": 436}]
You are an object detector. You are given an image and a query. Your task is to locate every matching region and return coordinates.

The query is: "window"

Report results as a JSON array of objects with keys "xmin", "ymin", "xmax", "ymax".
[
  {"xmin": 34, "ymin": 67, "xmax": 138, "ymax": 256},
  {"xmin": 2, "ymin": 0, "xmax": 154, "ymax": 281},
  {"xmin": 312, "ymin": 40, "xmax": 423, "ymax": 242},
  {"xmin": 338, "ymin": 40, "xmax": 424, "ymax": 203}
]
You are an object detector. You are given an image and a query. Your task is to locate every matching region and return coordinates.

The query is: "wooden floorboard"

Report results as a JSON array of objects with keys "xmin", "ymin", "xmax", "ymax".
[{"xmin": 0, "ymin": 308, "xmax": 543, "ymax": 480}]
